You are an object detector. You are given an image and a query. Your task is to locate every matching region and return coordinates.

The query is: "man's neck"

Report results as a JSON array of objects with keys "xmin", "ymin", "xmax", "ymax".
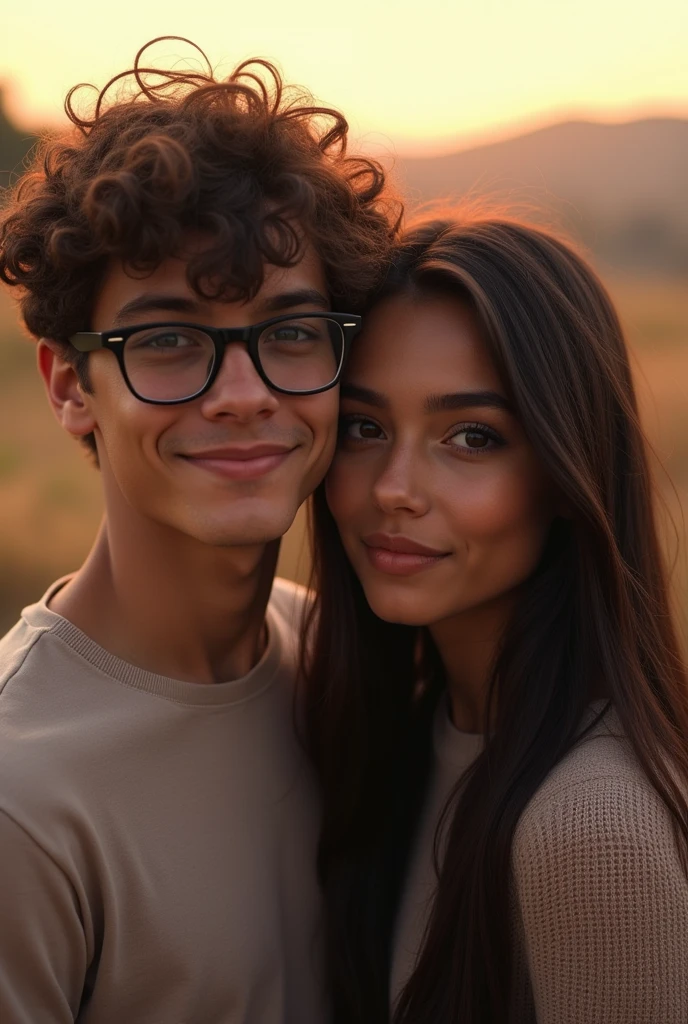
[{"xmin": 50, "ymin": 521, "xmax": 280, "ymax": 685}]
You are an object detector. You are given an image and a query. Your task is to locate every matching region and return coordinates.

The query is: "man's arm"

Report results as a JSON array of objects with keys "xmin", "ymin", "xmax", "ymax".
[{"xmin": 0, "ymin": 810, "xmax": 87, "ymax": 1023}]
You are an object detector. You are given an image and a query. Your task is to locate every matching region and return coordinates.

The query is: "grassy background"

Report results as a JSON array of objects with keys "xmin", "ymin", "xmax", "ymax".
[{"xmin": 0, "ymin": 278, "xmax": 686, "ymax": 638}]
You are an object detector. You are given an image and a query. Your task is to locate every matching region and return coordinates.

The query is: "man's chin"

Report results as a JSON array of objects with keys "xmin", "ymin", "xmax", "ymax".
[{"xmin": 185, "ymin": 506, "xmax": 299, "ymax": 549}]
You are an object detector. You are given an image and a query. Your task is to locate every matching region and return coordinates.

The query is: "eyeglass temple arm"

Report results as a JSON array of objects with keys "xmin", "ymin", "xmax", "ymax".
[{"xmin": 69, "ymin": 332, "xmax": 107, "ymax": 352}]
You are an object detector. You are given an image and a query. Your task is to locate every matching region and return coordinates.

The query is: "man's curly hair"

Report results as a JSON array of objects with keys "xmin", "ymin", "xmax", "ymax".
[{"xmin": 0, "ymin": 37, "xmax": 401, "ymax": 417}]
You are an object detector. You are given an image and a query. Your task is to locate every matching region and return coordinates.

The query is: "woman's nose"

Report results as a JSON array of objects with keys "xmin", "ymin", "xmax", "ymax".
[{"xmin": 371, "ymin": 447, "xmax": 430, "ymax": 517}]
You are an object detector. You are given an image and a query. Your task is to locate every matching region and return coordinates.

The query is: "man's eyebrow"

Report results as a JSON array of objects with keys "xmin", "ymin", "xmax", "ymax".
[
  {"xmin": 258, "ymin": 289, "xmax": 330, "ymax": 314},
  {"xmin": 424, "ymin": 390, "xmax": 511, "ymax": 414},
  {"xmin": 113, "ymin": 295, "xmax": 201, "ymax": 326},
  {"xmin": 111, "ymin": 287, "xmax": 330, "ymax": 327},
  {"xmin": 340, "ymin": 384, "xmax": 388, "ymax": 409}
]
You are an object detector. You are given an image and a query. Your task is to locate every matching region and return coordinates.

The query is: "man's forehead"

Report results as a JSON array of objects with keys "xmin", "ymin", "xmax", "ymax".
[
  {"xmin": 254, "ymin": 247, "xmax": 329, "ymax": 307},
  {"xmin": 94, "ymin": 243, "xmax": 330, "ymax": 327}
]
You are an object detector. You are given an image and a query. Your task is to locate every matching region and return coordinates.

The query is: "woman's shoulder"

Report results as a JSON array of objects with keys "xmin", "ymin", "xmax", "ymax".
[
  {"xmin": 512, "ymin": 702, "xmax": 686, "ymax": 883},
  {"xmin": 510, "ymin": 706, "xmax": 688, "ymax": 1020}
]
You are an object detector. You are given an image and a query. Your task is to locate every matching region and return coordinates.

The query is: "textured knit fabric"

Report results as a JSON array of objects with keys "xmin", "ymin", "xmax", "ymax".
[
  {"xmin": 0, "ymin": 578, "xmax": 327, "ymax": 1024},
  {"xmin": 392, "ymin": 698, "xmax": 688, "ymax": 1023}
]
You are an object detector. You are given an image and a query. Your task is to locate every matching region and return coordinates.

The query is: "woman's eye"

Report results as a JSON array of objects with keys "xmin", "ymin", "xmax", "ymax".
[
  {"xmin": 340, "ymin": 417, "xmax": 385, "ymax": 441},
  {"xmin": 446, "ymin": 425, "xmax": 503, "ymax": 453}
]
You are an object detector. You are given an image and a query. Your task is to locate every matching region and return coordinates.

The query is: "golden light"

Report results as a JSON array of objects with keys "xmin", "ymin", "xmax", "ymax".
[{"xmin": 3, "ymin": 0, "xmax": 687, "ymax": 154}]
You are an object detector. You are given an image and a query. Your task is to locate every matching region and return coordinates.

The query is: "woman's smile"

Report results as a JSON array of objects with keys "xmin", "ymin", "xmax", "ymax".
[{"xmin": 362, "ymin": 532, "xmax": 451, "ymax": 576}]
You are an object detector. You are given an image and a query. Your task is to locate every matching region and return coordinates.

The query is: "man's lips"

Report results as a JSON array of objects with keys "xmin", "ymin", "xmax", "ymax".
[
  {"xmin": 362, "ymin": 533, "xmax": 451, "ymax": 576},
  {"xmin": 179, "ymin": 444, "xmax": 296, "ymax": 481}
]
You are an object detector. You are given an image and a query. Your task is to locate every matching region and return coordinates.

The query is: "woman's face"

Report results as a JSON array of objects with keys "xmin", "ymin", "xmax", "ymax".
[{"xmin": 326, "ymin": 290, "xmax": 556, "ymax": 628}]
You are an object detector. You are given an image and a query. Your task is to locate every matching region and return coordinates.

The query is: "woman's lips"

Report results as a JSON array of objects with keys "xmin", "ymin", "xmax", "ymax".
[{"xmin": 362, "ymin": 533, "xmax": 450, "ymax": 576}]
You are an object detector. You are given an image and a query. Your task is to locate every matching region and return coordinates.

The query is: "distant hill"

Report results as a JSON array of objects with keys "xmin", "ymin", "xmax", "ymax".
[
  {"xmin": 396, "ymin": 118, "xmax": 688, "ymax": 274},
  {"xmin": 0, "ymin": 88, "xmax": 38, "ymax": 191},
  {"xmin": 1, "ymin": 97, "xmax": 686, "ymax": 273}
]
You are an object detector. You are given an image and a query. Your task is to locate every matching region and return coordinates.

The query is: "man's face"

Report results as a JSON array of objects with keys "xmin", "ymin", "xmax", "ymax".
[{"xmin": 67, "ymin": 245, "xmax": 339, "ymax": 547}]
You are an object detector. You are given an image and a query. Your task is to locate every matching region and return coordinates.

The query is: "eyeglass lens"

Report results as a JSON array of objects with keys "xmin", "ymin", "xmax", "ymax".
[{"xmin": 122, "ymin": 318, "xmax": 344, "ymax": 401}]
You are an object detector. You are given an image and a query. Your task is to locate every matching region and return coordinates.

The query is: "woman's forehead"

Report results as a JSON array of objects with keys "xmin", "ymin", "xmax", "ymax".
[{"xmin": 349, "ymin": 292, "xmax": 502, "ymax": 396}]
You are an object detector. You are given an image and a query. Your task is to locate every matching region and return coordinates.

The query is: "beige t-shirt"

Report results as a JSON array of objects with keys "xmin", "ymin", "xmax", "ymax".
[
  {"xmin": 392, "ymin": 698, "xmax": 688, "ymax": 1023},
  {"xmin": 0, "ymin": 578, "xmax": 326, "ymax": 1024}
]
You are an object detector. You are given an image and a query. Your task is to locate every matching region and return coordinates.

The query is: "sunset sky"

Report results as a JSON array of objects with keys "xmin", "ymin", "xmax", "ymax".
[{"xmin": 3, "ymin": 0, "xmax": 687, "ymax": 155}]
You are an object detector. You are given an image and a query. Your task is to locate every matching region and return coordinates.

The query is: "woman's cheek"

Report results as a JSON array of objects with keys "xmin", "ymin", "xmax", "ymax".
[
  {"xmin": 438, "ymin": 465, "xmax": 512, "ymax": 531},
  {"xmin": 325, "ymin": 456, "xmax": 360, "ymax": 527},
  {"xmin": 437, "ymin": 460, "xmax": 551, "ymax": 573}
]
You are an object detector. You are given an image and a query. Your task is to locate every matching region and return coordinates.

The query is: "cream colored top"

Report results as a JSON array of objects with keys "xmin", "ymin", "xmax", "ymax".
[
  {"xmin": 0, "ymin": 578, "xmax": 327, "ymax": 1024},
  {"xmin": 392, "ymin": 698, "xmax": 688, "ymax": 1023}
]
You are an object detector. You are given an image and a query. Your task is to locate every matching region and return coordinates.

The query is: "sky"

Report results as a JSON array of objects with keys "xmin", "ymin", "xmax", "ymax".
[{"xmin": 3, "ymin": 0, "xmax": 687, "ymax": 156}]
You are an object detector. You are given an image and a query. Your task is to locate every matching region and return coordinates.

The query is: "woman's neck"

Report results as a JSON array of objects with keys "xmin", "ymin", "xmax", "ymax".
[{"xmin": 429, "ymin": 593, "xmax": 518, "ymax": 733}]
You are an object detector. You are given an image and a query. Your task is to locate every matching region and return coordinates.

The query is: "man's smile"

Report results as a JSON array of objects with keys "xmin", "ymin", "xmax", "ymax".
[{"xmin": 179, "ymin": 443, "xmax": 298, "ymax": 480}]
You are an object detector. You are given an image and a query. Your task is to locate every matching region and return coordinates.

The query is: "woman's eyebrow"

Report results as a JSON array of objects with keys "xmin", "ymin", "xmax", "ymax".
[
  {"xmin": 424, "ymin": 390, "xmax": 511, "ymax": 413},
  {"xmin": 340, "ymin": 385, "xmax": 511, "ymax": 413},
  {"xmin": 340, "ymin": 383, "xmax": 388, "ymax": 408}
]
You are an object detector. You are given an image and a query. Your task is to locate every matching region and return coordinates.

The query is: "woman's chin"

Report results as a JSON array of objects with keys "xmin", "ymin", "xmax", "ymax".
[{"xmin": 361, "ymin": 587, "xmax": 440, "ymax": 628}]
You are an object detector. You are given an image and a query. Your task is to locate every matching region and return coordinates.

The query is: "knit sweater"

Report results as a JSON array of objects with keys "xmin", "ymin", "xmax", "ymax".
[{"xmin": 392, "ymin": 700, "xmax": 688, "ymax": 1023}]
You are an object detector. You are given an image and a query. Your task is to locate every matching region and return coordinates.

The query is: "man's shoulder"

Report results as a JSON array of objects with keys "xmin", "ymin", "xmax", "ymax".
[
  {"xmin": 0, "ymin": 613, "xmax": 49, "ymax": 696},
  {"xmin": 266, "ymin": 578, "xmax": 315, "ymax": 693},
  {"xmin": 0, "ymin": 615, "xmax": 82, "ymax": 843},
  {"xmin": 268, "ymin": 577, "xmax": 313, "ymax": 635},
  {"xmin": 0, "ymin": 604, "xmax": 131, "ymax": 829},
  {"xmin": 0, "ymin": 579, "xmax": 74, "ymax": 697}
]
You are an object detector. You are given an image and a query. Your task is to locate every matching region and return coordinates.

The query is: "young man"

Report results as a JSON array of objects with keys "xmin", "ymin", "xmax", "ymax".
[{"xmin": 0, "ymin": 40, "xmax": 398, "ymax": 1023}]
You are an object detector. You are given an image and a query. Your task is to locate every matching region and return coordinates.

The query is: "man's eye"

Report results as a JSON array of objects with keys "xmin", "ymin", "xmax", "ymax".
[
  {"xmin": 130, "ymin": 332, "xmax": 200, "ymax": 350},
  {"xmin": 146, "ymin": 333, "xmax": 196, "ymax": 349},
  {"xmin": 340, "ymin": 417, "xmax": 385, "ymax": 441},
  {"xmin": 265, "ymin": 326, "xmax": 313, "ymax": 343}
]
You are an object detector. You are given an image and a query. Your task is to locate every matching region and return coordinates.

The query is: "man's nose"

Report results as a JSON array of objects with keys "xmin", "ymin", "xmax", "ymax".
[{"xmin": 199, "ymin": 343, "xmax": 279, "ymax": 422}]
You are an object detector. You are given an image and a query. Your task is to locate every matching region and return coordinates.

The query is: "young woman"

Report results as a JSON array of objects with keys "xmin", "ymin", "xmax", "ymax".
[{"xmin": 303, "ymin": 215, "xmax": 688, "ymax": 1023}]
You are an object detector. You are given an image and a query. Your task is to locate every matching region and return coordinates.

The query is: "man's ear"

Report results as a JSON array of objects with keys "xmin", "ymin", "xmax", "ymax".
[{"xmin": 37, "ymin": 340, "xmax": 97, "ymax": 439}]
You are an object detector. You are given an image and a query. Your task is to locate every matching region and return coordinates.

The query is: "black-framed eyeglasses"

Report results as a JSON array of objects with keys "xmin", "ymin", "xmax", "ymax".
[{"xmin": 69, "ymin": 312, "xmax": 362, "ymax": 405}]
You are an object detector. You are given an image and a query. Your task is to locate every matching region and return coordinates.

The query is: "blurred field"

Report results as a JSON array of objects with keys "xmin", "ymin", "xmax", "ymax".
[{"xmin": 0, "ymin": 278, "xmax": 686, "ymax": 638}]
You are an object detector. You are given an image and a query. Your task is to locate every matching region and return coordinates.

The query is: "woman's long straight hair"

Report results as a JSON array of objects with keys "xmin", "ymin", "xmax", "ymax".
[{"xmin": 303, "ymin": 214, "xmax": 688, "ymax": 1023}]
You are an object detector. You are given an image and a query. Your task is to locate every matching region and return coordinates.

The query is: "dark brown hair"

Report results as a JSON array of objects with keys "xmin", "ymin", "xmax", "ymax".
[
  {"xmin": 0, "ymin": 37, "xmax": 401, "ymax": 452},
  {"xmin": 304, "ymin": 214, "xmax": 688, "ymax": 1023}
]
